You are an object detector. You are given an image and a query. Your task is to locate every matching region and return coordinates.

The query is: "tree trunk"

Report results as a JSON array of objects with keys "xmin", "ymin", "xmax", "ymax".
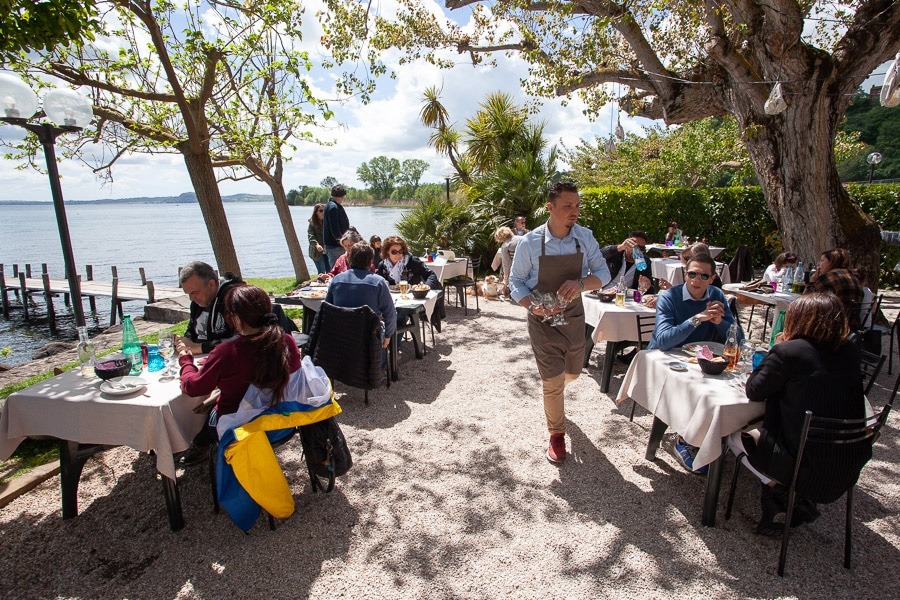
[
  {"xmin": 737, "ymin": 97, "xmax": 881, "ymax": 286},
  {"xmin": 269, "ymin": 181, "xmax": 310, "ymax": 282},
  {"xmin": 181, "ymin": 150, "xmax": 242, "ymax": 278}
]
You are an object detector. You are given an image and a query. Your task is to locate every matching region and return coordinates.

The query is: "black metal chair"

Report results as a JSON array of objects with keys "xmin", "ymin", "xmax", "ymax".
[
  {"xmin": 449, "ymin": 256, "xmax": 481, "ymax": 316},
  {"xmin": 627, "ymin": 314, "xmax": 657, "ymax": 421},
  {"xmin": 724, "ymin": 375, "xmax": 897, "ymax": 576},
  {"xmin": 859, "ymin": 349, "xmax": 886, "ymax": 396}
]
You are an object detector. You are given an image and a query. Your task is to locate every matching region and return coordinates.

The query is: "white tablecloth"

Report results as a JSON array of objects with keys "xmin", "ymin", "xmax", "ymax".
[
  {"xmin": 721, "ymin": 283, "xmax": 799, "ymax": 310},
  {"xmin": 583, "ymin": 293, "xmax": 656, "ymax": 343},
  {"xmin": 0, "ymin": 368, "xmax": 207, "ymax": 480},
  {"xmin": 426, "ymin": 258, "xmax": 469, "ymax": 283},
  {"xmin": 298, "ymin": 290, "xmax": 441, "ymax": 322},
  {"xmin": 651, "ymin": 258, "xmax": 732, "ymax": 286},
  {"xmin": 616, "ymin": 349, "xmax": 764, "ymax": 470},
  {"xmin": 646, "ymin": 244, "xmax": 726, "ymax": 259}
]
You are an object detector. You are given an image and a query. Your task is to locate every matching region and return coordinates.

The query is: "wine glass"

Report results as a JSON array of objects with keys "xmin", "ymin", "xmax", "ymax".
[
  {"xmin": 552, "ymin": 293, "xmax": 570, "ymax": 326},
  {"xmin": 157, "ymin": 333, "xmax": 176, "ymax": 378},
  {"xmin": 540, "ymin": 292, "xmax": 558, "ymax": 323}
]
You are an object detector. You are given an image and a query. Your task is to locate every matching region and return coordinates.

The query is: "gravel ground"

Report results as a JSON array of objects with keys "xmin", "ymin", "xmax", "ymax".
[{"xmin": 1, "ymin": 295, "xmax": 898, "ymax": 599}]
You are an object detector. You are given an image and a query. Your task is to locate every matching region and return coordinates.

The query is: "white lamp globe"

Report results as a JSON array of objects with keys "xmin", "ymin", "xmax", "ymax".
[
  {"xmin": 0, "ymin": 72, "xmax": 39, "ymax": 120},
  {"xmin": 867, "ymin": 152, "xmax": 883, "ymax": 166},
  {"xmin": 43, "ymin": 88, "xmax": 93, "ymax": 128}
]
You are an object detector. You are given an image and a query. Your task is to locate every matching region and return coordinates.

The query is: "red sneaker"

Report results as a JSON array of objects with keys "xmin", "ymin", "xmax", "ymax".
[{"xmin": 547, "ymin": 433, "xmax": 566, "ymax": 463}]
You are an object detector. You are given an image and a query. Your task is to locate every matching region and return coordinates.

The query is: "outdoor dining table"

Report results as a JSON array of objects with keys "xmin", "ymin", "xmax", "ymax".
[
  {"xmin": 646, "ymin": 244, "xmax": 726, "ymax": 259},
  {"xmin": 424, "ymin": 257, "xmax": 469, "ymax": 284},
  {"xmin": 0, "ymin": 367, "xmax": 208, "ymax": 531},
  {"xmin": 282, "ymin": 289, "xmax": 442, "ymax": 381},
  {"xmin": 651, "ymin": 257, "xmax": 732, "ymax": 286},
  {"xmin": 582, "ymin": 291, "xmax": 656, "ymax": 393},
  {"xmin": 722, "ymin": 283, "xmax": 801, "ymax": 340},
  {"xmin": 616, "ymin": 348, "xmax": 764, "ymax": 527}
]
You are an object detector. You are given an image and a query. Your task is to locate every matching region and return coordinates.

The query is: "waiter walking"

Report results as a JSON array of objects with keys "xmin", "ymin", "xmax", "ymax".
[{"xmin": 509, "ymin": 181, "xmax": 610, "ymax": 464}]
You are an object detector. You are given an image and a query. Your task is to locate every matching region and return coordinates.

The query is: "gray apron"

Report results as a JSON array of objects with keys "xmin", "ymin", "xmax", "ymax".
[{"xmin": 527, "ymin": 234, "xmax": 585, "ymax": 379}]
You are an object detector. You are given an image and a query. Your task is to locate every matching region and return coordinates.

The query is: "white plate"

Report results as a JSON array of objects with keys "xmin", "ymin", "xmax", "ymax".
[
  {"xmin": 100, "ymin": 376, "xmax": 148, "ymax": 396},
  {"xmin": 667, "ymin": 361, "xmax": 688, "ymax": 372},
  {"xmin": 682, "ymin": 342, "xmax": 725, "ymax": 356}
]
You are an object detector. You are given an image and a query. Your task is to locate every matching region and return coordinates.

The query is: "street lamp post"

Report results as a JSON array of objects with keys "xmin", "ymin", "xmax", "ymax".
[
  {"xmin": 444, "ymin": 175, "xmax": 451, "ymax": 203},
  {"xmin": 0, "ymin": 73, "xmax": 94, "ymax": 328},
  {"xmin": 867, "ymin": 151, "xmax": 883, "ymax": 184}
]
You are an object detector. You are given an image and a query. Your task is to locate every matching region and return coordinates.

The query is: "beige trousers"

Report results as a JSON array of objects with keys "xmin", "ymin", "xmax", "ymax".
[{"xmin": 542, "ymin": 372, "xmax": 579, "ymax": 434}]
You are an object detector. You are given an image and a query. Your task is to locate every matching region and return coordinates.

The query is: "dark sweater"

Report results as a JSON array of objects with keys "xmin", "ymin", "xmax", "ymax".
[
  {"xmin": 745, "ymin": 338, "xmax": 872, "ymax": 502},
  {"xmin": 322, "ymin": 199, "xmax": 349, "ymax": 247}
]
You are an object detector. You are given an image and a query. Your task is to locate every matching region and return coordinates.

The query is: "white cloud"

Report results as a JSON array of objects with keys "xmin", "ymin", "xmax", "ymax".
[{"xmin": 0, "ymin": 1, "xmax": 651, "ymax": 201}]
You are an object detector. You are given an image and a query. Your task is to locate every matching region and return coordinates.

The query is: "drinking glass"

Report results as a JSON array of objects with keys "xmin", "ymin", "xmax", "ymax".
[
  {"xmin": 157, "ymin": 333, "xmax": 176, "ymax": 377},
  {"xmin": 540, "ymin": 292, "xmax": 559, "ymax": 324},
  {"xmin": 552, "ymin": 293, "xmax": 570, "ymax": 327},
  {"xmin": 399, "ymin": 279, "xmax": 410, "ymax": 298}
]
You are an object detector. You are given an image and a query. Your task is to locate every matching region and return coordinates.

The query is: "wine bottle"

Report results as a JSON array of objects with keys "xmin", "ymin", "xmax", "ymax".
[
  {"xmin": 615, "ymin": 275, "xmax": 626, "ymax": 306},
  {"xmin": 723, "ymin": 323, "xmax": 740, "ymax": 371},
  {"xmin": 122, "ymin": 315, "xmax": 142, "ymax": 375}
]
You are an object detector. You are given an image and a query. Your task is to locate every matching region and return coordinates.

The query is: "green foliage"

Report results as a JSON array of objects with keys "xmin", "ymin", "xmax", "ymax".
[
  {"xmin": 0, "ymin": 0, "xmax": 99, "ymax": 63},
  {"xmin": 838, "ymin": 92, "xmax": 900, "ymax": 182},
  {"xmin": 357, "ymin": 156, "xmax": 401, "ymax": 199},
  {"xmin": 397, "ymin": 194, "xmax": 476, "ymax": 256},
  {"xmin": 579, "ymin": 186, "xmax": 776, "ymax": 267},
  {"xmin": 0, "ymin": 438, "xmax": 57, "ymax": 484},
  {"xmin": 245, "ymin": 277, "xmax": 300, "ymax": 295},
  {"xmin": 846, "ymin": 184, "xmax": 900, "ymax": 288}
]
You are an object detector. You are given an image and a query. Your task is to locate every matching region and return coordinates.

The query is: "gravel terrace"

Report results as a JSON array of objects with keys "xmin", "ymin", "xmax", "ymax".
[{"xmin": 0, "ymin": 295, "xmax": 898, "ymax": 599}]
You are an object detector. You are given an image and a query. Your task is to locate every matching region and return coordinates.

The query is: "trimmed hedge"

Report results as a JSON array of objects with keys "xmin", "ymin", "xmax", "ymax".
[
  {"xmin": 578, "ymin": 184, "xmax": 900, "ymax": 287},
  {"xmin": 578, "ymin": 186, "xmax": 775, "ymax": 268}
]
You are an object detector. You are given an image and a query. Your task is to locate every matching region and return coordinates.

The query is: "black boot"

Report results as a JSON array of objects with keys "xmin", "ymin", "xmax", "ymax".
[{"xmin": 756, "ymin": 483, "xmax": 787, "ymax": 537}]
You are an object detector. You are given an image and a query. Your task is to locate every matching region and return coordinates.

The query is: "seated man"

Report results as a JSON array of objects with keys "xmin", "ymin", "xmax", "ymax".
[
  {"xmin": 325, "ymin": 242, "xmax": 396, "ymax": 351},
  {"xmin": 179, "ymin": 261, "xmax": 243, "ymax": 354},
  {"xmin": 647, "ymin": 253, "xmax": 744, "ymax": 473},
  {"xmin": 513, "ymin": 215, "xmax": 528, "ymax": 236},
  {"xmin": 601, "ymin": 230, "xmax": 657, "ymax": 294}
]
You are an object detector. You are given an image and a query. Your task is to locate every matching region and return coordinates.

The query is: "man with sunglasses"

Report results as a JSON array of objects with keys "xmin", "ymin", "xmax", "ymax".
[
  {"xmin": 600, "ymin": 231, "xmax": 657, "ymax": 294},
  {"xmin": 648, "ymin": 253, "xmax": 744, "ymax": 473},
  {"xmin": 647, "ymin": 253, "xmax": 742, "ymax": 352}
]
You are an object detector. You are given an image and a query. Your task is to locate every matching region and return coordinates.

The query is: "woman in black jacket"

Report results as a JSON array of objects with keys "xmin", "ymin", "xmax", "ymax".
[
  {"xmin": 375, "ymin": 235, "xmax": 444, "ymax": 331},
  {"xmin": 736, "ymin": 293, "xmax": 870, "ymax": 535}
]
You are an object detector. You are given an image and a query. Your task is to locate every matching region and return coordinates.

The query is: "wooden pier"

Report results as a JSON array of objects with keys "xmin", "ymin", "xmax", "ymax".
[{"xmin": 0, "ymin": 262, "xmax": 184, "ymax": 329}]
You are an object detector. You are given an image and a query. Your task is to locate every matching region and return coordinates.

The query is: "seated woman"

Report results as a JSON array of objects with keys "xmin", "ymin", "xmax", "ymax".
[
  {"xmin": 375, "ymin": 234, "xmax": 444, "ymax": 330},
  {"xmin": 731, "ymin": 293, "xmax": 870, "ymax": 536},
  {"xmin": 808, "ymin": 247, "xmax": 864, "ymax": 330},
  {"xmin": 175, "ymin": 284, "xmax": 302, "ymax": 465},
  {"xmin": 320, "ymin": 229, "xmax": 365, "ymax": 281},
  {"xmin": 325, "ymin": 242, "xmax": 397, "ymax": 349},
  {"xmin": 762, "ymin": 252, "xmax": 797, "ymax": 284}
]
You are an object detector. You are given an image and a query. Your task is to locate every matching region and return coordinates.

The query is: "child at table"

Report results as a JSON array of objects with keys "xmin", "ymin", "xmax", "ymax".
[{"xmin": 175, "ymin": 284, "xmax": 301, "ymax": 466}]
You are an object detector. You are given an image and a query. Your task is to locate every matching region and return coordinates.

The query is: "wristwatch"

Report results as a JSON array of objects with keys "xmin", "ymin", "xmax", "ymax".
[{"xmin": 689, "ymin": 315, "xmax": 702, "ymax": 328}]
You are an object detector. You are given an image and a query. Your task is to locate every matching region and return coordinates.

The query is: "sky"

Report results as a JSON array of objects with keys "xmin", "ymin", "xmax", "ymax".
[{"xmin": 0, "ymin": 1, "xmax": 892, "ymax": 202}]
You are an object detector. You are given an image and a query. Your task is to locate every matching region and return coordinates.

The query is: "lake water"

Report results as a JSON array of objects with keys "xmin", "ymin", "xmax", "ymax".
[{"xmin": 0, "ymin": 202, "xmax": 407, "ymax": 364}]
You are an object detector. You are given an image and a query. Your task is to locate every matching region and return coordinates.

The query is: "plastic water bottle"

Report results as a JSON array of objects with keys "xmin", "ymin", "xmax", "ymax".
[
  {"xmin": 122, "ymin": 315, "xmax": 142, "ymax": 375},
  {"xmin": 792, "ymin": 260, "xmax": 804, "ymax": 293},
  {"xmin": 674, "ymin": 229, "xmax": 683, "ymax": 247},
  {"xmin": 632, "ymin": 245, "xmax": 647, "ymax": 271},
  {"xmin": 76, "ymin": 326, "xmax": 96, "ymax": 378}
]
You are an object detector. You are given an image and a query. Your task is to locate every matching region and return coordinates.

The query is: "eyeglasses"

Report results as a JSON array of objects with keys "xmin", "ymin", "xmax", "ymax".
[
  {"xmin": 317, "ymin": 209, "xmax": 324, "ymax": 212},
  {"xmin": 389, "ymin": 249, "xmax": 403, "ymax": 256},
  {"xmin": 686, "ymin": 271, "xmax": 711, "ymax": 281}
]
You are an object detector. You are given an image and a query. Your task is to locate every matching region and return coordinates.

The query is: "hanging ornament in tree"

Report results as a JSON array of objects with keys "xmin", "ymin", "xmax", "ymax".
[
  {"xmin": 764, "ymin": 82, "xmax": 787, "ymax": 115},
  {"xmin": 615, "ymin": 116, "xmax": 624, "ymax": 140},
  {"xmin": 605, "ymin": 136, "xmax": 616, "ymax": 153},
  {"xmin": 881, "ymin": 52, "xmax": 900, "ymax": 108}
]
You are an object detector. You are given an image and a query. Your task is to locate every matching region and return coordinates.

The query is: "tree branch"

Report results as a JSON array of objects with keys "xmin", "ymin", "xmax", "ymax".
[
  {"xmin": 554, "ymin": 69, "xmax": 652, "ymax": 96},
  {"xmin": 832, "ymin": 0, "xmax": 900, "ymax": 96},
  {"xmin": 46, "ymin": 62, "xmax": 177, "ymax": 103},
  {"xmin": 92, "ymin": 105, "xmax": 183, "ymax": 145}
]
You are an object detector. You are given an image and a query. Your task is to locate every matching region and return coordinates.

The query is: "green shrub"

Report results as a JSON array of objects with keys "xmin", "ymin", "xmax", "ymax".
[{"xmin": 846, "ymin": 183, "xmax": 900, "ymax": 288}]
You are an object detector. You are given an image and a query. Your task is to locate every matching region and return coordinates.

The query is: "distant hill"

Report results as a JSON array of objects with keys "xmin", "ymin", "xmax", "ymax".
[{"xmin": 0, "ymin": 192, "xmax": 274, "ymax": 205}]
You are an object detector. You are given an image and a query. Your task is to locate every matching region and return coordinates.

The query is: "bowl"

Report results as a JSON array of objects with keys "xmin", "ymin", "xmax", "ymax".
[
  {"xmin": 598, "ymin": 292, "xmax": 616, "ymax": 303},
  {"xmin": 697, "ymin": 354, "xmax": 729, "ymax": 375},
  {"xmin": 411, "ymin": 287, "xmax": 430, "ymax": 300},
  {"xmin": 94, "ymin": 358, "xmax": 132, "ymax": 381}
]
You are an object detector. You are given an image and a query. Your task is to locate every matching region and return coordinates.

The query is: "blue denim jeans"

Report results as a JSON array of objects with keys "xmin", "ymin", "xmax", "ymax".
[
  {"xmin": 313, "ymin": 255, "xmax": 330, "ymax": 274},
  {"xmin": 325, "ymin": 245, "xmax": 344, "ymax": 268}
]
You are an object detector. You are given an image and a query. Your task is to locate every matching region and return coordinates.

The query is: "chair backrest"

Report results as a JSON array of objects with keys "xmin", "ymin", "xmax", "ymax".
[
  {"xmin": 849, "ymin": 295, "xmax": 879, "ymax": 333},
  {"xmin": 306, "ymin": 302, "xmax": 384, "ymax": 391},
  {"xmin": 716, "ymin": 261, "xmax": 726, "ymax": 278},
  {"xmin": 635, "ymin": 314, "xmax": 656, "ymax": 348},
  {"xmin": 469, "ymin": 255, "xmax": 482, "ymax": 278},
  {"xmin": 859, "ymin": 349, "xmax": 886, "ymax": 396},
  {"xmin": 728, "ymin": 245, "xmax": 753, "ymax": 282}
]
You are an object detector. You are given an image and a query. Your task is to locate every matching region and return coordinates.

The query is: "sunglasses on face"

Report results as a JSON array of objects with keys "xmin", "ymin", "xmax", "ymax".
[
  {"xmin": 389, "ymin": 249, "xmax": 403, "ymax": 256},
  {"xmin": 686, "ymin": 271, "xmax": 711, "ymax": 281}
]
